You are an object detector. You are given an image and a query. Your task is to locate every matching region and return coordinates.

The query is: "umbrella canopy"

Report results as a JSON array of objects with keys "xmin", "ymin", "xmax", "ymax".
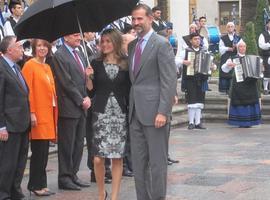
[{"xmin": 14, "ymin": 0, "xmax": 139, "ymax": 42}]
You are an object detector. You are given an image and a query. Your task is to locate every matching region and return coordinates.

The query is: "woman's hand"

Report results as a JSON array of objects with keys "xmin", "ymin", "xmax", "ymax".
[
  {"xmin": 0, "ymin": 130, "xmax": 8, "ymax": 141},
  {"xmin": 85, "ymin": 66, "xmax": 94, "ymax": 77},
  {"xmin": 183, "ymin": 60, "xmax": 191, "ymax": 66},
  {"xmin": 85, "ymin": 65, "xmax": 94, "ymax": 90},
  {"xmin": 31, "ymin": 113, "xmax": 37, "ymax": 127},
  {"xmin": 228, "ymin": 60, "xmax": 236, "ymax": 68}
]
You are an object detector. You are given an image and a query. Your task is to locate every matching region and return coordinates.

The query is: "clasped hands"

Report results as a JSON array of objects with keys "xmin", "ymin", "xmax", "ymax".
[
  {"xmin": 82, "ymin": 96, "xmax": 91, "ymax": 110},
  {"xmin": 0, "ymin": 130, "xmax": 8, "ymax": 142}
]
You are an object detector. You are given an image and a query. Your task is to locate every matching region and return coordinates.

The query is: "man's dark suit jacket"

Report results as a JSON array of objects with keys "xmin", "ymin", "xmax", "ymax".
[
  {"xmin": 0, "ymin": 57, "xmax": 30, "ymax": 133},
  {"xmin": 152, "ymin": 21, "xmax": 167, "ymax": 32},
  {"xmin": 51, "ymin": 45, "xmax": 87, "ymax": 118},
  {"xmin": 78, "ymin": 41, "xmax": 99, "ymax": 63}
]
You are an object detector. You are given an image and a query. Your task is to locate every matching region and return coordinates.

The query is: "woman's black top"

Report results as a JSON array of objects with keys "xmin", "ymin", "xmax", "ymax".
[{"xmin": 91, "ymin": 59, "xmax": 130, "ymax": 113}]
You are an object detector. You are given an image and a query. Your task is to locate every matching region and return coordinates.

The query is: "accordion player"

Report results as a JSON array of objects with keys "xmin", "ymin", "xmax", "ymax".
[
  {"xmin": 233, "ymin": 55, "xmax": 262, "ymax": 82},
  {"xmin": 186, "ymin": 51, "xmax": 214, "ymax": 76}
]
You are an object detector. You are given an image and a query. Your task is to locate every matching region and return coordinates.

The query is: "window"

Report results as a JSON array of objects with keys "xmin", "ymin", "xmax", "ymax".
[{"xmin": 219, "ymin": 1, "xmax": 239, "ymax": 26}]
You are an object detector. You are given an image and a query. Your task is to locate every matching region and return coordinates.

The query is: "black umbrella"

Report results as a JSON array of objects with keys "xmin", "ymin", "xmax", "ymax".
[{"xmin": 14, "ymin": 0, "xmax": 139, "ymax": 42}]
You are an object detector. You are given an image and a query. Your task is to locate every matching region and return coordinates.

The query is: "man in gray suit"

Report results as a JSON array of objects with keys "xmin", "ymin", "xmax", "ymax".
[
  {"xmin": 52, "ymin": 33, "xmax": 91, "ymax": 191},
  {"xmin": 0, "ymin": 36, "xmax": 30, "ymax": 200},
  {"xmin": 128, "ymin": 4, "xmax": 177, "ymax": 200}
]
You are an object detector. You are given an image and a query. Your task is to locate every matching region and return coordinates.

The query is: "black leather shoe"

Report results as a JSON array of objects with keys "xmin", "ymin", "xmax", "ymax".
[
  {"xmin": 73, "ymin": 178, "xmax": 91, "ymax": 187},
  {"xmin": 122, "ymin": 168, "xmax": 134, "ymax": 177},
  {"xmin": 9, "ymin": 197, "xmax": 26, "ymax": 200},
  {"xmin": 105, "ymin": 177, "xmax": 112, "ymax": 184},
  {"xmin": 167, "ymin": 160, "xmax": 173, "ymax": 165},
  {"xmin": 105, "ymin": 170, "xmax": 112, "ymax": 180},
  {"xmin": 195, "ymin": 123, "xmax": 206, "ymax": 129},
  {"xmin": 168, "ymin": 157, "xmax": 179, "ymax": 164},
  {"xmin": 10, "ymin": 198, "xmax": 26, "ymax": 200},
  {"xmin": 10, "ymin": 195, "xmax": 25, "ymax": 200},
  {"xmin": 58, "ymin": 182, "xmax": 81, "ymax": 190},
  {"xmin": 11, "ymin": 189, "xmax": 25, "ymax": 199},
  {"xmin": 188, "ymin": 123, "xmax": 195, "ymax": 130}
]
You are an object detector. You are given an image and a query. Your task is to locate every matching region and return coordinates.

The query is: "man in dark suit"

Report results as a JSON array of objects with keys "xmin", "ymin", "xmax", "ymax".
[
  {"xmin": 128, "ymin": 4, "xmax": 177, "ymax": 200},
  {"xmin": 0, "ymin": 36, "xmax": 30, "ymax": 200},
  {"xmin": 52, "ymin": 33, "xmax": 91, "ymax": 191},
  {"xmin": 151, "ymin": 6, "xmax": 167, "ymax": 32},
  {"xmin": 78, "ymin": 32, "xmax": 99, "ymax": 63}
]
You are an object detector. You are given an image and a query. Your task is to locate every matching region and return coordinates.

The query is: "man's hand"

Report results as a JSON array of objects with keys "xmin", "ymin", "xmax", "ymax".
[
  {"xmin": 154, "ymin": 114, "xmax": 167, "ymax": 128},
  {"xmin": 82, "ymin": 96, "xmax": 91, "ymax": 110},
  {"xmin": 174, "ymin": 96, "xmax": 178, "ymax": 105},
  {"xmin": 0, "ymin": 129, "xmax": 9, "ymax": 142},
  {"xmin": 31, "ymin": 113, "xmax": 37, "ymax": 127}
]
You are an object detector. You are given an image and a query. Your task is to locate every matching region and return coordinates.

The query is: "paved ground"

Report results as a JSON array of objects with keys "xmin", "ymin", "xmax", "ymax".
[{"xmin": 21, "ymin": 123, "xmax": 270, "ymax": 200}]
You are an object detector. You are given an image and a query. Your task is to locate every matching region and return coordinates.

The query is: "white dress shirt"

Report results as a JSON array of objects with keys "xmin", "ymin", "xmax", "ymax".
[{"xmin": 258, "ymin": 31, "xmax": 270, "ymax": 50}]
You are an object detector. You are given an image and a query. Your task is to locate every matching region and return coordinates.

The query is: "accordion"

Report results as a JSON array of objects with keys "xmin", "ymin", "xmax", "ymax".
[
  {"xmin": 187, "ymin": 51, "xmax": 212, "ymax": 76},
  {"xmin": 233, "ymin": 55, "xmax": 261, "ymax": 82}
]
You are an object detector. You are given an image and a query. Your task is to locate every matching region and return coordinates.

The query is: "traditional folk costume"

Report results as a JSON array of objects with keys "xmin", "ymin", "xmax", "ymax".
[
  {"xmin": 258, "ymin": 30, "xmax": 270, "ymax": 94},
  {"xmin": 222, "ymin": 54, "xmax": 261, "ymax": 127},
  {"xmin": 219, "ymin": 33, "xmax": 241, "ymax": 93},
  {"xmin": 181, "ymin": 34, "xmax": 208, "ymax": 51},
  {"xmin": 180, "ymin": 47, "xmax": 209, "ymax": 129}
]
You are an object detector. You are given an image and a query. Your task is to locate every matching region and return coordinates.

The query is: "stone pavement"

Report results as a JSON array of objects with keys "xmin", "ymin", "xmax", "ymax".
[{"xmin": 21, "ymin": 123, "xmax": 270, "ymax": 200}]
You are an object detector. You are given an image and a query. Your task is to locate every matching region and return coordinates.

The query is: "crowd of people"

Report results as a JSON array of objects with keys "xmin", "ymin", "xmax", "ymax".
[{"xmin": 0, "ymin": 1, "xmax": 269, "ymax": 200}]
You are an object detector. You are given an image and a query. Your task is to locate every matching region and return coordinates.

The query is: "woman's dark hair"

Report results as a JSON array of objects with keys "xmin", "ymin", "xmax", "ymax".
[
  {"xmin": 99, "ymin": 28, "xmax": 127, "ymax": 70},
  {"xmin": 31, "ymin": 39, "xmax": 52, "ymax": 57}
]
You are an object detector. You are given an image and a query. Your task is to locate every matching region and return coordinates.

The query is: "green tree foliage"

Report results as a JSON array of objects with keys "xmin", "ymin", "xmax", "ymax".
[
  {"xmin": 254, "ymin": 0, "xmax": 270, "ymax": 40},
  {"xmin": 243, "ymin": 21, "xmax": 259, "ymax": 55}
]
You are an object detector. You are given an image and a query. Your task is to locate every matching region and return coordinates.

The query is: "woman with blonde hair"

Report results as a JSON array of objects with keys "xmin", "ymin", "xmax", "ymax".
[
  {"xmin": 87, "ymin": 28, "xmax": 130, "ymax": 200},
  {"xmin": 22, "ymin": 39, "xmax": 57, "ymax": 196}
]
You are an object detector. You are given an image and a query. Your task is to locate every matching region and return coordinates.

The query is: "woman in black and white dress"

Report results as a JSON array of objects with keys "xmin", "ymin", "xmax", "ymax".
[{"xmin": 87, "ymin": 28, "xmax": 130, "ymax": 200}]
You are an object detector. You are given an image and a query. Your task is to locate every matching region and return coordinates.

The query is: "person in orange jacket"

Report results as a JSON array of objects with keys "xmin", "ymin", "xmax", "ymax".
[{"xmin": 22, "ymin": 39, "xmax": 57, "ymax": 197}]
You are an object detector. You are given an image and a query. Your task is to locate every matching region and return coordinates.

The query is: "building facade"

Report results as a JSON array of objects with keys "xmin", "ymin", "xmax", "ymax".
[
  {"xmin": 194, "ymin": 0, "xmax": 240, "ymax": 33},
  {"xmin": 141, "ymin": 0, "xmax": 242, "ymax": 37},
  {"xmin": 2, "ymin": 0, "xmax": 259, "ymax": 39},
  {"xmin": 141, "ymin": 0, "xmax": 190, "ymax": 38}
]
